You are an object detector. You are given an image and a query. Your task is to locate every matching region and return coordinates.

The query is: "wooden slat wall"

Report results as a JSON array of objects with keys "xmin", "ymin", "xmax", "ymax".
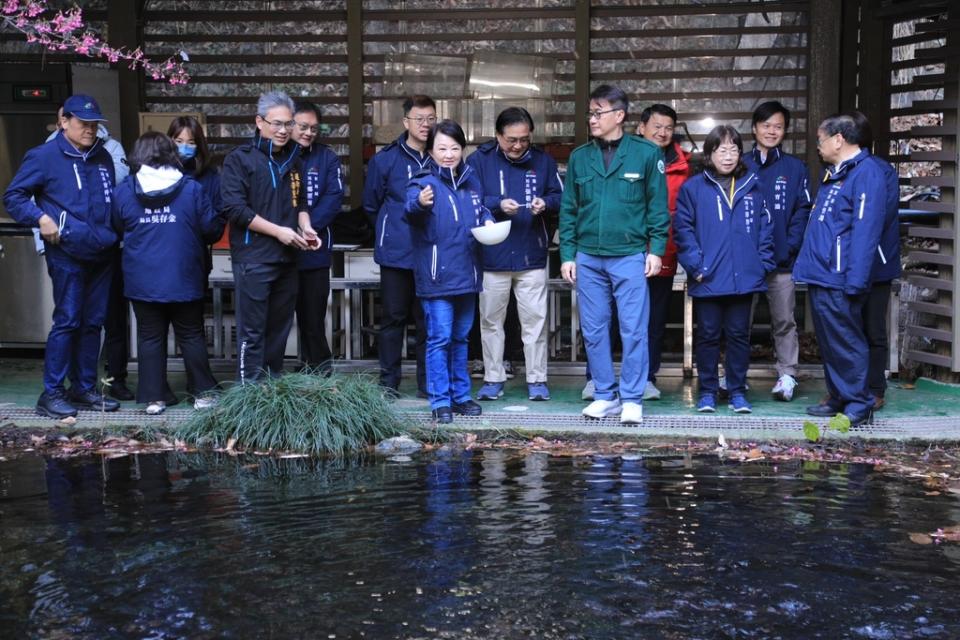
[{"xmin": 882, "ymin": 3, "xmax": 960, "ymax": 372}]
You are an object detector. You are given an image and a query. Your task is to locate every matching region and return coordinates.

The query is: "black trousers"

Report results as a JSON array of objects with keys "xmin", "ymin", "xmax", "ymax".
[
  {"xmin": 296, "ymin": 267, "xmax": 332, "ymax": 372},
  {"xmin": 647, "ymin": 274, "xmax": 674, "ymax": 383},
  {"xmin": 131, "ymin": 299, "xmax": 217, "ymax": 403},
  {"xmin": 863, "ymin": 281, "xmax": 892, "ymax": 398},
  {"xmin": 102, "ymin": 252, "xmax": 129, "ymax": 383},
  {"xmin": 234, "ymin": 262, "xmax": 299, "ymax": 383},
  {"xmin": 378, "ymin": 266, "xmax": 426, "ymax": 392}
]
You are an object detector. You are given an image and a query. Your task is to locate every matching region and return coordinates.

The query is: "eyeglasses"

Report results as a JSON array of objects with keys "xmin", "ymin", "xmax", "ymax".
[
  {"xmin": 295, "ymin": 122, "xmax": 320, "ymax": 134},
  {"xmin": 502, "ymin": 136, "xmax": 531, "ymax": 146},
  {"xmin": 261, "ymin": 118, "xmax": 295, "ymax": 131},
  {"xmin": 404, "ymin": 115, "xmax": 437, "ymax": 126},
  {"xmin": 586, "ymin": 108, "xmax": 621, "ymax": 121},
  {"xmin": 816, "ymin": 133, "xmax": 837, "ymax": 148}
]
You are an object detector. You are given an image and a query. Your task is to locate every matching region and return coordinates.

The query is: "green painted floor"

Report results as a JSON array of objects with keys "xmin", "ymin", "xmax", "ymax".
[{"xmin": 1, "ymin": 357, "xmax": 956, "ymax": 420}]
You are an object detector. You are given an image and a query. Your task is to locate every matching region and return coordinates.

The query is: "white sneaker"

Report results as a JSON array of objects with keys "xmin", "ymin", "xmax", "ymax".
[
  {"xmin": 643, "ymin": 382, "xmax": 661, "ymax": 401},
  {"xmin": 620, "ymin": 401, "xmax": 643, "ymax": 424},
  {"xmin": 582, "ymin": 398, "xmax": 622, "ymax": 419},
  {"xmin": 194, "ymin": 396, "xmax": 218, "ymax": 410},
  {"xmin": 581, "ymin": 380, "xmax": 596, "ymax": 401},
  {"xmin": 772, "ymin": 374, "xmax": 798, "ymax": 402},
  {"xmin": 145, "ymin": 401, "xmax": 166, "ymax": 415}
]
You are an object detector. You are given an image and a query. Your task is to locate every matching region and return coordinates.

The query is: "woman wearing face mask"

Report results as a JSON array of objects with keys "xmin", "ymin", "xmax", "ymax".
[
  {"xmin": 168, "ymin": 116, "xmax": 221, "ymax": 216},
  {"xmin": 673, "ymin": 125, "xmax": 775, "ymax": 415},
  {"xmin": 404, "ymin": 120, "xmax": 495, "ymax": 424},
  {"xmin": 111, "ymin": 132, "xmax": 226, "ymax": 415}
]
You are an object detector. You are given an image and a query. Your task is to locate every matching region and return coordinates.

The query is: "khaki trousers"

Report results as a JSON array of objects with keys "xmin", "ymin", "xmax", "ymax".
[
  {"xmin": 764, "ymin": 271, "xmax": 799, "ymax": 377},
  {"xmin": 479, "ymin": 269, "xmax": 548, "ymax": 383}
]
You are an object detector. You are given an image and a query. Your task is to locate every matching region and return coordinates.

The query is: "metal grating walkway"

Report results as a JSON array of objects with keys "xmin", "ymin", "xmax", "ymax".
[{"xmin": 2, "ymin": 405, "xmax": 959, "ymax": 442}]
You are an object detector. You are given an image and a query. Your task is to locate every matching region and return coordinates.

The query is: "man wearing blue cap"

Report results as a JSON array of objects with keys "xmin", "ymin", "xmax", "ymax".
[{"xmin": 4, "ymin": 94, "xmax": 121, "ymax": 418}]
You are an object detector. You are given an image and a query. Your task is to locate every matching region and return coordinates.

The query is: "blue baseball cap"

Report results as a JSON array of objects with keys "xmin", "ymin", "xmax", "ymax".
[{"xmin": 63, "ymin": 94, "xmax": 107, "ymax": 121}]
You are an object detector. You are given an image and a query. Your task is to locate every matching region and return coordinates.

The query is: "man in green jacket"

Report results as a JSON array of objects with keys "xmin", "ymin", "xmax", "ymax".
[{"xmin": 559, "ymin": 84, "xmax": 669, "ymax": 424}]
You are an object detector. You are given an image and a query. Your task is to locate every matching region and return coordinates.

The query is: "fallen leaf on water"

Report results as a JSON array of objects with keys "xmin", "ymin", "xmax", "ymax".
[
  {"xmin": 909, "ymin": 533, "xmax": 933, "ymax": 545},
  {"xmin": 926, "ymin": 491, "xmax": 942, "ymax": 496},
  {"xmin": 932, "ymin": 526, "xmax": 960, "ymax": 543}
]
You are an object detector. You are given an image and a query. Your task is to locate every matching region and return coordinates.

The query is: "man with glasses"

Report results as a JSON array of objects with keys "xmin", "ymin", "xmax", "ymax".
[
  {"xmin": 4, "ymin": 94, "xmax": 120, "ymax": 418},
  {"xmin": 744, "ymin": 101, "xmax": 812, "ymax": 402},
  {"xmin": 292, "ymin": 101, "xmax": 343, "ymax": 374},
  {"xmin": 559, "ymin": 85, "xmax": 669, "ymax": 424},
  {"xmin": 221, "ymin": 91, "xmax": 318, "ymax": 383},
  {"xmin": 794, "ymin": 113, "xmax": 886, "ymax": 427},
  {"xmin": 467, "ymin": 107, "xmax": 563, "ymax": 402},
  {"xmin": 363, "ymin": 95, "xmax": 436, "ymax": 397}
]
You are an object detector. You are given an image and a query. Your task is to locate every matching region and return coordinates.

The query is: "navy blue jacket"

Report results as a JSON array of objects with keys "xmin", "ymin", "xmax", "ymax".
[
  {"xmin": 869, "ymin": 155, "xmax": 901, "ymax": 284},
  {"xmin": 674, "ymin": 170, "xmax": 776, "ymax": 298},
  {"xmin": 743, "ymin": 145, "xmax": 811, "ymax": 272},
  {"xmin": 183, "ymin": 159, "xmax": 222, "ymax": 214},
  {"xmin": 3, "ymin": 131, "xmax": 116, "ymax": 262},
  {"xmin": 220, "ymin": 133, "xmax": 305, "ymax": 264},
  {"xmin": 297, "ymin": 143, "xmax": 343, "ymax": 270},
  {"xmin": 403, "ymin": 161, "xmax": 495, "ymax": 298},
  {"xmin": 364, "ymin": 134, "xmax": 431, "ymax": 269},
  {"xmin": 793, "ymin": 149, "xmax": 887, "ymax": 294},
  {"xmin": 112, "ymin": 173, "xmax": 225, "ymax": 302},
  {"xmin": 465, "ymin": 141, "xmax": 563, "ymax": 271}
]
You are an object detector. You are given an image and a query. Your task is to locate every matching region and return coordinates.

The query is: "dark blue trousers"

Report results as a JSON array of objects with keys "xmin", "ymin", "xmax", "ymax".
[
  {"xmin": 43, "ymin": 247, "xmax": 113, "ymax": 395},
  {"xmin": 808, "ymin": 285, "xmax": 874, "ymax": 419},
  {"xmin": 694, "ymin": 294, "xmax": 752, "ymax": 397},
  {"xmin": 647, "ymin": 274, "xmax": 674, "ymax": 383}
]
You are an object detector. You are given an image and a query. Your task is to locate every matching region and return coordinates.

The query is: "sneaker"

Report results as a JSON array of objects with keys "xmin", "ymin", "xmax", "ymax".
[
  {"xmin": 146, "ymin": 401, "xmax": 166, "ymax": 415},
  {"xmin": 35, "ymin": 391, "xmax": 78, "ymax": 419},
  {"xmin": 193, "ymin": 396, "xmax": 218, "ymax": 410},
  {"xmin": 581, "ymin": 380, "xmax": 596, "ymax": 401},
  {"xmin": 432, "ymin": 406, "xmax": 453, "ymax": 424},
  {"xmin": 718, "ymin": 376, "xmax": 749, "ymax": 400},
  {"xmin": 728, "ymin": 394, "xmax": 753, "ymax": 414},
  {"xmin": 470, "ymin": 361, "xmax": 485, "ymax": 379},
  {"xmin": 771, "ymin": 374, "xmax": 798, "ymax": 402},
  {"xmin": 476, "ymin": 381, "xmax": 505, "ymax": 400},
  {"xmin": 67, "ymin": 389, "xmax": 120, "ymax": 412},
  {"xmin": 452, "ymin": 399, "xmax": 483, "ymax": 416},
  {"xmin": 504, "ymin": 361, "xmax": 516, "ymax": 380},
  {"xmin": 528, "ymin": 382, "xmax": 550, "ymax": 401},
  {"xmin": 620, "ymin": 401, "xmax": 643, "ymax": 424},
  {"xmin": 697, "ymin": 394, "xmax": 716, "ymax": 413},
  {"xmin": 643, "ymin": 382, "xmax": 661, "ymax": 401},
  {"xmin": 582, "ymin": 398, "xmax": 622, "ymax": 419}
]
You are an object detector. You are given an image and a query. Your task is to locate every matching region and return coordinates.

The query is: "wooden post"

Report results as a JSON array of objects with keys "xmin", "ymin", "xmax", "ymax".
[
  {"xmin": 347, "ymin": 1, "xmax": 364, "ymax": 209},
  {"xmin": 574, "ymin": 0, "xmax": 590, "ymax": 145},
  {"xmin": 108, "ymin": 0, "xmax": 143, "ymax": 149},
  {"xmin": 806, "ymin": 0, "xmax": 843, "ymax": 186}
]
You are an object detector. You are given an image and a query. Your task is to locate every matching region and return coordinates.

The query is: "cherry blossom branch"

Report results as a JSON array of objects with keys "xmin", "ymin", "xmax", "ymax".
[{"xmin": 1, "ymin": 0, "xmax": 190, "ymax": 85}]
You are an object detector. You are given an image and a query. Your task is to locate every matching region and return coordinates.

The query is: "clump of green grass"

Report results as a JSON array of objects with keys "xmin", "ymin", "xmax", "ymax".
[{"xmin": 175, "ymin": 372, "xmax": 408, "ymax": 456}]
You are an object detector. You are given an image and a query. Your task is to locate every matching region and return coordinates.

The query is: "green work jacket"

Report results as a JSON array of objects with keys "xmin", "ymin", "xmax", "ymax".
[{"xmin": 558, "ymin": 134, "xmax": 670, "ymax": 263}]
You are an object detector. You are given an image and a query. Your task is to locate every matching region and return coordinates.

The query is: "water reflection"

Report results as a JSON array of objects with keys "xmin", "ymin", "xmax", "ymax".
[{"xmin": 1, "ymin": 452, "xmax": 959, "ymax": 639}]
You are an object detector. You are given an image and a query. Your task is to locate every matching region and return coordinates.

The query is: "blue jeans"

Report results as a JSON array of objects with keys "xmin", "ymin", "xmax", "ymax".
[
  {"xmin": 43, "ymin": 246, "xmax": 114, "ymax": 395},
  {"xmin": 421, "ymin": 294, "xmax": 475, "ymax": 410},
  {"xmin": 694, "ymin": 294, "xmax": 753, "ymax": 396},
  {"xmin": 808, "ymin": 285, "xmax": 874, "ymax": 419},
  {"xmin": 576, "ymin": 252, "xmax": 650, "ymax": 403}
]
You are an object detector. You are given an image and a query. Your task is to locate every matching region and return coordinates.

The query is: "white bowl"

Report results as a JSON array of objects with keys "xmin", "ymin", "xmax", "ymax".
[{"xmin": 471, "ymin": 220, "xmax": 511, "ymax": 246}]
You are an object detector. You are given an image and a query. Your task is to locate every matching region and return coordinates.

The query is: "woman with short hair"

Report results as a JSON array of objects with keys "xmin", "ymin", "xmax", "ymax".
[
  {"xmin": 404, "ymin": 120, "xmax": 494, "ymax": 424},
  {"xmin": 674, "ymin": 125, "xmax": 775, "ymax": 414},
  {"xmin": 112, "ymin": 131, "xmax": 225, "ymax": 415}
]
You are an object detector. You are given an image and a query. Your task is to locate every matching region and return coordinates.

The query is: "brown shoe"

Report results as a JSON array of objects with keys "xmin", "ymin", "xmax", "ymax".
[{"xmin": 874, "ymin": 396, "xmax": 886, "ymax": 411}]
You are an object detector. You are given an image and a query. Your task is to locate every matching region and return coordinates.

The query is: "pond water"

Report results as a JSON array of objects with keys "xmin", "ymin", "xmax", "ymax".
[{"xmin": 2, "ymin": 450, "xmax": 960, "ymax": 639}]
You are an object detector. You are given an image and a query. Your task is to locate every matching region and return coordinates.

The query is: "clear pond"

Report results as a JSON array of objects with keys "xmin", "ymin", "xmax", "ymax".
[{"xmin": 2, "ymin": 450, "xmax": 959, "ymax": 639}]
